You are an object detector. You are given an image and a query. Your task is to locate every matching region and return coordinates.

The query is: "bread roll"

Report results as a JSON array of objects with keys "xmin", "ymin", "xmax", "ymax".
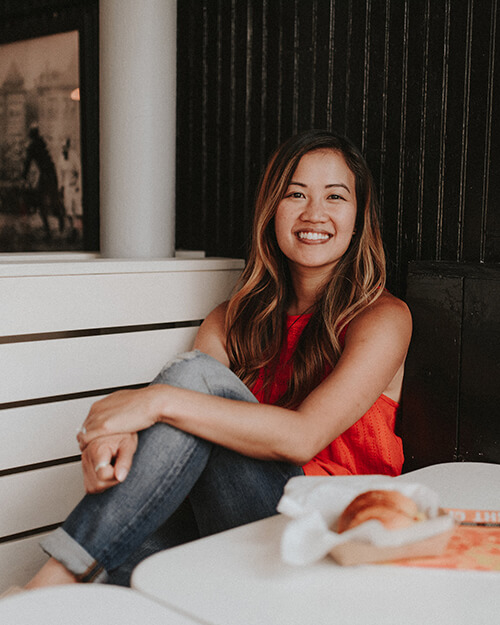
[{"xmin": 337, "ymin": 489, "xmax": 423, "ymax": 533}]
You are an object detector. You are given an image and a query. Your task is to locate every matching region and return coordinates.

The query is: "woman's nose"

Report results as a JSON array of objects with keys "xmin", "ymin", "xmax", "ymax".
[{"xmin": 301, "ymin": 198, "xmax": 327, "ymax": 222}]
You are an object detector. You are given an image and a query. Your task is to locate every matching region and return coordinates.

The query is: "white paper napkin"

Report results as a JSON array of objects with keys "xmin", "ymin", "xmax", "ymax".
[{"xmin": 277, "ymin": 475, "xmax": 455, "ymax": 565}]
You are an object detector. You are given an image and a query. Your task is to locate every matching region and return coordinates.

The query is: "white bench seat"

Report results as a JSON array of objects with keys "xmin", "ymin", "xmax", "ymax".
[{"xmin": 0, "ymin": 255, "xmax": 243, "ymax": 592}]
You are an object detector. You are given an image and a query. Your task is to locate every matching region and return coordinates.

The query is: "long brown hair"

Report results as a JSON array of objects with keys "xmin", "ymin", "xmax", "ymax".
[{"xmin": 225, "ymin": 130, "xmax": 386, "ymax": 408}]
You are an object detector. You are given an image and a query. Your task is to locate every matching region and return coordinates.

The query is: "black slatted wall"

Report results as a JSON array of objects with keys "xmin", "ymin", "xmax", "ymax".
[{"xmin": 176, "ymin": 0, "xmax": 499, "ymax": 296}]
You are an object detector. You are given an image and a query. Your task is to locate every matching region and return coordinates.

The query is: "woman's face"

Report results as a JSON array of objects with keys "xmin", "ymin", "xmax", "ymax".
[{"xmin": 274, "ymin": 149, "xmax": 357, "ymax": 276}]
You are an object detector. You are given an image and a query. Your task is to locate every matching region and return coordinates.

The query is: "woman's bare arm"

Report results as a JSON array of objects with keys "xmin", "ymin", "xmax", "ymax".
[
  {"xmin": 77, "ymin": 293, "xmax": 411, "ymax": 466},
  {"xmin": 192, "ymin": 301, "xmax": 230, "ymax": 365}
]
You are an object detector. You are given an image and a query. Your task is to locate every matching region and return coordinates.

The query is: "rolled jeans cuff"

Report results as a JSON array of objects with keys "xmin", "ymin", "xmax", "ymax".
[{"xmin": 40, "ymin": 527, "xmax": 108, "ymax": 583}]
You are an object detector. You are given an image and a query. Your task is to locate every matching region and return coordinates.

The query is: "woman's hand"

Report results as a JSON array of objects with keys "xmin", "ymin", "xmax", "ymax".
[
  {"xmin": 77, "ymin": 387, "xmax": 163, "ymax": 450},
  {"xmin": 81, "ymin": 432, "xmax": 138, "ymax": 493}
]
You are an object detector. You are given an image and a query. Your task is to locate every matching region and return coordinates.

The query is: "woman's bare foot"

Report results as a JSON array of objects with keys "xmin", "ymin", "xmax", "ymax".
[{"xmin": 25, "ymin": 558, "xmax": 77, "ymax": 589}]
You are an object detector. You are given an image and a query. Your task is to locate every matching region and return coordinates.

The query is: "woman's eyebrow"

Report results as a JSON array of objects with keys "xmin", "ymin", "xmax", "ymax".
[
  {"xmin": 325, "ymin": 183, "xmax": 351, "ymax": 193},
  {"xmin": 289, "ymin": 181, "xmax": 351, "ymax": 193}
]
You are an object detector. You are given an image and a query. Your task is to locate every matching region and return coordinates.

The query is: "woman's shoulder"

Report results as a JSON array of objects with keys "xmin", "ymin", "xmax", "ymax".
[
  {"xmin": 370, "ymin": 289, "xmax": 411, "ymax": 317},
  {"xmin": 346, "ymin": 290, "xmax": 412, "ymax": 344}
]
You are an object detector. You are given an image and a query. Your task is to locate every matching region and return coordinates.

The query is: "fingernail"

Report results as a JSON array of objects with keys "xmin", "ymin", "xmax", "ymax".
[{"xmin": 116, "ymin": 468, "xmax": 128, "ymax": 482}]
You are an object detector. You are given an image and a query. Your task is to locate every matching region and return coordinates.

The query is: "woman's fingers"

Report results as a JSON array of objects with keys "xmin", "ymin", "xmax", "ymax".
[
  {"xmin": 82, "ymin": 443, "xmax": 115, "ymax": 493},
  {"xmin": 76, "ymin": 388, "xmax": 160, "ymax": 449},
  {"xmin": 81, "ymin": 434, "xmax": 137, "ymax": 493},
  {"xmin": 113, "ymin": 434, "xmax": 137, "ymax": 483}
]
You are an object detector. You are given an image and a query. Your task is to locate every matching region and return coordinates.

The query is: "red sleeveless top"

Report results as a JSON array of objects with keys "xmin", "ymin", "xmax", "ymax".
[{"xmin": 250, "ymin": 313, "xmax": 404, "ymax": 476}]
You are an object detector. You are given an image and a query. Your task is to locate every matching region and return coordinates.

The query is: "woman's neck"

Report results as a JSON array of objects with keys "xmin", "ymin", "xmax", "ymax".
[
  {"xmin": 287, "ymin": 300, "xmax": 316, "ymax": 316},
  {"xmin": 287, "ymin": 267, "xmax": 328, "ymax": 315}
]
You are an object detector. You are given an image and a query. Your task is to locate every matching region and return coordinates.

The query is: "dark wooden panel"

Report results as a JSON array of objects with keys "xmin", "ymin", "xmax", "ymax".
[
  {"xmin": 459, "ymin": 277, "xmax": 500, "ymax": 462},
  {"xmin": 401, "ymin": 271, "xmax": 463, "ymax": 471},
  {"xmin": 176, "ymin": 0, "xmax": 500, "ymax": 295}
]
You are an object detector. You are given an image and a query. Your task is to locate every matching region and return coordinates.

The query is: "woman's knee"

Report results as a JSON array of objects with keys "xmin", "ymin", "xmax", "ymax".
[
  {"xmin": 152, "ymin": 350, "xmax": 257, "ymax": 403},
  {"xmin": 134, "ymin": 421, "xmax": 208, "ymax": 472}
]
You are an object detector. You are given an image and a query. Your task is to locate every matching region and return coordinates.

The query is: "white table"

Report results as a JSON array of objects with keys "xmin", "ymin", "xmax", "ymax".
[
  {"xmin": 395, "ymin": 461, "xmax": 500, "ymax": 509},
  {"xmin": 132, "ymin": 463, "xmax": 500, "ymax": 625},
  {"xmin": 0, "ymin": 584, "xmax": 203, "ymax": 624}
]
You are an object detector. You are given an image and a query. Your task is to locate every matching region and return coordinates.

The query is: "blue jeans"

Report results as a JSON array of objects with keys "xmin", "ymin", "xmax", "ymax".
[{"xmin": 41, "ymin": 351, "xmax": 304, "ymax": 585}]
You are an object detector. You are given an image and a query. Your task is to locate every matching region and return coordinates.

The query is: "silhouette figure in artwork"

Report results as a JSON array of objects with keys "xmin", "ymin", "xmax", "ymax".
[
  {"xmin": 57, "ymin": 138, "xmax": 82, "ymax": 242},
  {"xmin": 23, "ymin": 125, "xmax": 65, "ymax": 239}
]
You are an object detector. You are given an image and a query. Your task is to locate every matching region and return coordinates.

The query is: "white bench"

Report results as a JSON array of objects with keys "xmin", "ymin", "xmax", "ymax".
[{"xmin": 0, "ymin": 254, "xmax": 243, "ymax": 592}]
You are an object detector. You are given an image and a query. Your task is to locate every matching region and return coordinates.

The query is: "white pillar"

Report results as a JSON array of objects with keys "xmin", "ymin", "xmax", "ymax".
[{"xmin": 99, "ymin": 0, "xmax": 176, "ymax": 258}]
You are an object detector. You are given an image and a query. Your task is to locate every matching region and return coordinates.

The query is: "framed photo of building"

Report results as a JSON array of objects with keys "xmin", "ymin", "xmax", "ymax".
[{"xmin": 0, "ymin": 2, "xmax": 99, "ymax": 253}]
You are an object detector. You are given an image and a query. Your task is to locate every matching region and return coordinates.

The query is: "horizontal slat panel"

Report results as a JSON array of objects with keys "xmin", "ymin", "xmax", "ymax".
[
  {"xmin": 0, "ymin": 463, "xmax": 85, "ymax": 537},
  {"xmin": 0, "ymin": 257, "xmax": 243, "ymax": 276},
  {"xmin": 0, "ymin": 260, "xmax": 243, "ymax": 335},
  {"xmin": 0, "ymin": 532, "xmax": 51, "ymax": 593},
  {"xmin": 0, "ymin": 397, "xmax": 103, "ymax": 471},
  {"xmin": 0, "ymin": 326, "xmax": 198, "ymax": 404}
]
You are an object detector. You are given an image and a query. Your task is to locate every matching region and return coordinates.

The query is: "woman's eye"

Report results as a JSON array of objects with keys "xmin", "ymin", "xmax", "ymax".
[
  {"xmin": 287, "ymin": 191, "xmax": 304, "ymax": 199},
  {"xmin": 328, "ymin": 193, "xmax": 344, "ymax": 201}
]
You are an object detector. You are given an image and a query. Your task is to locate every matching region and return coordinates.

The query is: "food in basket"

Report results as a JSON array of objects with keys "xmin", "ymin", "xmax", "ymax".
[{"xmin": 336, "ymin": 489, "xmax": 426, "ymax": 533}]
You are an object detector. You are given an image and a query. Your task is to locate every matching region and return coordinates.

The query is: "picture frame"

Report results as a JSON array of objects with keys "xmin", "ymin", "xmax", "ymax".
[{"xmin": 0, "ymin": 1, "xmax": 99, "ymax": 252}]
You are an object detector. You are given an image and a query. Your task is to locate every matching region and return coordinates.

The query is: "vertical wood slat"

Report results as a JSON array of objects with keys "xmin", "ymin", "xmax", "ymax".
[
  {"xmin": 377, "ymin": 0, "xmax": 391, "ymax": 217},
  {"xmin": 464, "ymin": 0, "xmax": 497, "ymax": 263},
  {"xmin": 457, "ymin": 0, "xmax": 474, "ymax": 262},
  {"xmin": 481, "ymin": 0, "xmax": 498, "ymax": 262},
  {"xmin": 309, "ymin": 0, "xmax": 318, "ymax": 129},
  {"xmin": 361, "ymin": 0, "xmax": 371, "ymax": 154},
  {"xmin": 415, "ymin": 0, "xmax": 431, "ymax": 261},
  {"xmin": 326, "ymin": 0, "xmax": 336, "ymax": 130},
  {"xmin": 436, "ymin": 0, "xmax": 451, "ymax": 262},
  {"xmin": 396, "ymin": 0, "xmax": 410, "ymax": 281}
]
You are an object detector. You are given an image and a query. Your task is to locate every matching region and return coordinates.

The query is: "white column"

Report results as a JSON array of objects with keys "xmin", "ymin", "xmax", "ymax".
[{"xmin": 99, "ymin": 0, "xmax": 176, "ymax": 258}]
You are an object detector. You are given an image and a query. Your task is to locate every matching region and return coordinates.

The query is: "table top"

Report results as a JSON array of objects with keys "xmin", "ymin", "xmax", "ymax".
[
  {"xmin": 132, "ymin": 462, "xmax": 500, "ymax": 625},
  {"xmin": 395, "ymin": 461, "xmax": 500, "ymax": 509},
  {"xmin": 0, "ymin": 584, "xmax": 202, "ymax": 624}
]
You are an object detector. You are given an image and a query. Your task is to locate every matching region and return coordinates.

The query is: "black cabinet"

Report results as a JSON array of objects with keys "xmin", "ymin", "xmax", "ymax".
[{"xmin": 401, "ymin": 262, "xmax": 500, "ymax": 471}]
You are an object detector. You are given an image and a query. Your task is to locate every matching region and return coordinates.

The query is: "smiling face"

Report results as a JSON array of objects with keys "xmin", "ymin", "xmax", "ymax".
[{"xmin": 274, "ymin": 148, "xmax": 357, "ymax": 278}]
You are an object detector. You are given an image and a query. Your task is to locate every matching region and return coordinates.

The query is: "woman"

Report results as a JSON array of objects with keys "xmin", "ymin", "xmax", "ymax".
[{"xmin": 26, "ymin": 129, "xmax": 411, "ymax": 588}]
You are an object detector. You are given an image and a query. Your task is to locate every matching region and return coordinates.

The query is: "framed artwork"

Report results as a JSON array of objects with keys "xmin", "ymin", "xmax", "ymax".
[{"xmin": 0, "ymin": 2, "xmax": 99, "ymax": 252}]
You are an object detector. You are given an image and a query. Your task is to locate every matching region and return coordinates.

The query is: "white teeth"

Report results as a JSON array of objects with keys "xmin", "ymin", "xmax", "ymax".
[{"xmin": 297, "ymin": 231, "xmax": 330, "ymax": 241}]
